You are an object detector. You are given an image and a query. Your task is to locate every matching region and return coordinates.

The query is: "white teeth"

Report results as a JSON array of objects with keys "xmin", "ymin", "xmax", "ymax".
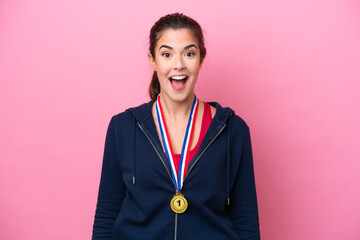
[{"xmin": 170, "ymin": 76, "xmax": 187, "ymax": 80}]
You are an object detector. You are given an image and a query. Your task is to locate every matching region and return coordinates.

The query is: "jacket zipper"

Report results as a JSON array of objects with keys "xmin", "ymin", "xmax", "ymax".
[
  {"xmin": 138, "ymin": 121, "xmax": 226, "ymax": 240},
  {"xmin": 174, "ymin": 213, "xmax": 178, "ymax": 240}
]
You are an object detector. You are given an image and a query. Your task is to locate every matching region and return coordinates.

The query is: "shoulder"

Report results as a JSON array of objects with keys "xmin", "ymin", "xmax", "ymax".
[
  {"xmin": 207, "ymin": 101, "xmax": 250, "ymax": 130},
  {"xmin": 228, "ymin": 114, "xmax": 251, "ymax": 147},
  {"xmin": 109, "ymin": 101, "xmax": 153, "ymax": 130},
  {"xmin": 111, "ymin": 111, "xmax": 134, "ymax": 125},
  {"xmin": 231, "ymin": 114, "xmax": 250, "ymax": 132}
]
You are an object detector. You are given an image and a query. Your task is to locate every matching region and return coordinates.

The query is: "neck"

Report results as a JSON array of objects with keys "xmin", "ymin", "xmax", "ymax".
[{"xmin": 159, "ymin": 93, "xmax": 195, "ymax": 122}]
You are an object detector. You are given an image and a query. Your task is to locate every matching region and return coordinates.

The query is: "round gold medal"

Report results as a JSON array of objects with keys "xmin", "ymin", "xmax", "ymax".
[{"xmin": 170, "ymin": 193, "xmax": 188, "ymax": 214}]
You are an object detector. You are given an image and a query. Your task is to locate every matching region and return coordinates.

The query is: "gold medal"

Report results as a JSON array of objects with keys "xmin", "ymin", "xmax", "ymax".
[{"xmin": 170, "ymin": 193, "xmax": 188, "ymax": 214}]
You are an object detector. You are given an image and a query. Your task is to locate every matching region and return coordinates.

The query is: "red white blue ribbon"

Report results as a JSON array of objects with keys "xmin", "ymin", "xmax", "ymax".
[{"xmin": 156, "ymin": 94, "xmax": 199, "ymax": 190}]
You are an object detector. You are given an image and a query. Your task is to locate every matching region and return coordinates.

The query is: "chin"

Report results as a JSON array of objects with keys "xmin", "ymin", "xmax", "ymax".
[{"xmin": 172, "ymin": 91, "xmax": 195, "ymax": 103}]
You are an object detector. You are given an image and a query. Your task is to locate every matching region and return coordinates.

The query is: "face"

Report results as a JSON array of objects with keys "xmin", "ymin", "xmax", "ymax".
[{"xmin": 148, "ymin": 28, "xmax": 202, "ymax": 103}]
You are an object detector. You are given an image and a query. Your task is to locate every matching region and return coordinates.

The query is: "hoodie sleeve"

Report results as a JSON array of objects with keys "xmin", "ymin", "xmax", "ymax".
[
  {"xmin": 227, "ymin": 126, "xmax": 260, "ymax": 240},
  {"xmin": 92, "ymin": 117, "xmax": 126, "ymax": 239}
]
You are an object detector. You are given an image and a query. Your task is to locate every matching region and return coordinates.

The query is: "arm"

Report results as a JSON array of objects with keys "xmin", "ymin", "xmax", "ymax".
[
  {"xmin": 92, "ymin": 118, "xmax": 126, "ymax": 239},
  {"xmin": 227, "ymin": 127, "xmax": 260, "ymax": 239}
]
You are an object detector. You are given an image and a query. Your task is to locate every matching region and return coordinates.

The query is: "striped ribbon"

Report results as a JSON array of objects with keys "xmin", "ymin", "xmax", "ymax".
[{"xmin": 156, "ymin": 94, "xmax": 199, "ymax": 190}]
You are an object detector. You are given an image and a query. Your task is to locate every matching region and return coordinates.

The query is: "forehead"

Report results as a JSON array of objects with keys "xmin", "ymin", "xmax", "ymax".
[{"xmin": 156, "ymin": 28, "xmax": 198, "ymax": 49}]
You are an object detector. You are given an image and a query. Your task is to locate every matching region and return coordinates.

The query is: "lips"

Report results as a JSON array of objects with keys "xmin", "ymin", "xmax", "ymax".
[{"xmin": 169, "ymin": 75, "xmax": 188, "ymax": 91}]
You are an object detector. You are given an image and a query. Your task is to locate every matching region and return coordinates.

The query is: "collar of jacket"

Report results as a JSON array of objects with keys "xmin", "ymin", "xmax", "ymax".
[{"xmin": 126, "ymin": 100, "xmax": 234, "ymax": 125}]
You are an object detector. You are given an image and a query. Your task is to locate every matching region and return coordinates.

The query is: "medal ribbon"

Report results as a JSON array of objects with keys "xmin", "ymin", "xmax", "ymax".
[{"xmin": 156, "ymin": 94, "xmax": 199, "ymax": 191}]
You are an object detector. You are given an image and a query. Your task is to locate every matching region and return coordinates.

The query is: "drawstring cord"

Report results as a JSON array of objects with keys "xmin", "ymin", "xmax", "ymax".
[
  {"xmin": 132, "ymin": 119, "xmax": 136, "ymax": 185},
  {"xmin": 226, "ymin": 115, "xmax": 233, "ymax": 206}
]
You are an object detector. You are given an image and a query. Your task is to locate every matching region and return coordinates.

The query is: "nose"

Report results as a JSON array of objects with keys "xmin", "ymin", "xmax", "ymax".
[{"xmin": 173, "ymin": 55, "xmax": 185, "ymax": 70}]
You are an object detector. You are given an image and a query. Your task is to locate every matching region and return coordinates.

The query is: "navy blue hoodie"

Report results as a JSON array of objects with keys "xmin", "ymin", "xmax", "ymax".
[{"xmin": 92, "ymin": 101, "xmax": 260, "ymax": 240}]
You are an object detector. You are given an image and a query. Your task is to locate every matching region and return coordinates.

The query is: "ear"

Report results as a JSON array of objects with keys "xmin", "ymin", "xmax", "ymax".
[
  {"xmin": 199, "ymin": 58, "xmax": 204, "ymax": 69},
  {"xmin": 147, "ymin": 53, "xmax": 156, "ymax": 71}
]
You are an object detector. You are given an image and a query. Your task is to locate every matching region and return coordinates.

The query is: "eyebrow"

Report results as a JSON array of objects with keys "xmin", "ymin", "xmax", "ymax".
[{"xmin": 159, "ymin": 44, "xmax": 197, "ymax": 51}]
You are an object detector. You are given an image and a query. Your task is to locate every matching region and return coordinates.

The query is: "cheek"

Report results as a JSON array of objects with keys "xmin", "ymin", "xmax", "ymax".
[
  {"xmin": 155, "ymin": 62, "xmax": 171, "ymax": 76},
  {"xmin": 187, "ymin": 57, "xmax": 201, "ymax": 72},
  {"xmin": 188, "ymin": 63, "xmax": 201, "ymax": 75}
]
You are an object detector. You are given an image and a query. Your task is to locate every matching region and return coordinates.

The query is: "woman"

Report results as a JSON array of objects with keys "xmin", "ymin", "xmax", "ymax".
[{"xmin": 92, "ymin": 13, "xmax": 260, "ymax": 240}]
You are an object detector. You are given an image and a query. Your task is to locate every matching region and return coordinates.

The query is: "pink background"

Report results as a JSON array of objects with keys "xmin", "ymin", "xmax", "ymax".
[{"xmin": 1, "ymin": 0, "xmax": 359, "ymax": 239}]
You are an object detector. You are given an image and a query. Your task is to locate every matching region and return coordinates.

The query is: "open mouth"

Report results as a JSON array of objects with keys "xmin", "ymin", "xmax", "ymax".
[{"xmin": 169, "ymin": 75, "xmax": 188, "ymax": 91}]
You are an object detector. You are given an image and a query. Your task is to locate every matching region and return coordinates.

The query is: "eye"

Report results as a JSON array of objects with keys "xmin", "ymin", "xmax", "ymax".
[
  {"xmin": 161, "ymin": 52, "xmax": 171, "ymax": 58},
  {"xmin": 185, "ymin": 52, "xmax": 195, "ymax": 57}
]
